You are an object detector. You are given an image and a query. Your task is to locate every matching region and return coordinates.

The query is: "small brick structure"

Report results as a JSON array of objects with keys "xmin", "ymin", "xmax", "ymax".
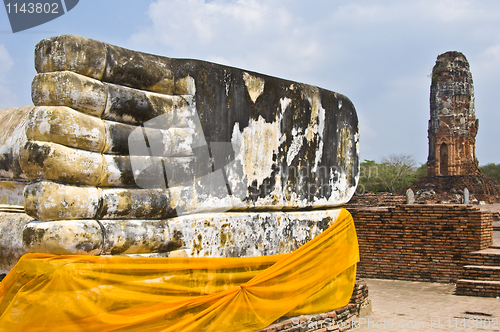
[
  {"xmin": 255, "ymin": 281, "xmax": 370, "ymax": 332},
  {"xmin": 351, "ymin": 204, "xmax": 493, "ymax": 283}
]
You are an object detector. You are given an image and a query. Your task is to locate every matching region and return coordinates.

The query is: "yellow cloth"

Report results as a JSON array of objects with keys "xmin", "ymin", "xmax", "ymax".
[{"xmin": 0, "ymin": 208, "xmax": 358, "ymax": 332}]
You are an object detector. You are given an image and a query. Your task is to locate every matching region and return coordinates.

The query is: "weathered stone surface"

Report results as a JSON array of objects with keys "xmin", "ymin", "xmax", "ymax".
[
  {"xmin": 35, "ymin": 35, "xmax": 177, "ymax": 94},
  {"xmin": 23, "ymin": 101, "xmax": 194, "ymax": 157},
  {"xmin": 105, "ymin": 122, "xmax": 194, "ymax": 156},
  {"xmin": 0, "ymin": 180, "xmax": 27, "ymax": 206},
  {"xmin": 427, "ymin": 51, "xmax": 480, "ymax": 176},
  {"xmin": 0, "ymin": 106, "xmax": 33, "ymax": 180},
  {"xmin": 23, "ymin": 220, "xmax": 103, "ymax": 255},
  {"xmin": 100, "ymin": 219, "xmax": 171, "ymax": 255},
  {"xmin": 0, "ymin": 107, "xmax": 33, "ymax": 208},
  {"xmin": 406, "ymin": 188, "xmax": 415, "ymax": 204},
  {"xmin": 32, "ymin": 71, "xmax": 192, "ymax": 126},
  {"xmin": 165, "ymin": 208, "xmax": 343, "ymax": 257},
  {"xmin": 102, "ymin": 83, "xmax": 191, "ymax": 125},
  {"xmin": 32, "ymin": 71, "xmax": 107, "ymax": 118},
  {"xmin": 20, "ymin": 140, "xmax": 103, "ymax": 186},
  {"xmin": 26, "ymin": 106, "xmax": 106, "ymax": 152},
  {"xmin": 99, "ymin": 188, "xmax": 174, "ymax": 220},
  {"xmin": 22, "ymin": 208, "xmax": 342, "ymax": 257},
  {"xmin": 23, "ymin": 219, "xmax": 172, "ymax": 256},
  {"xmin": 19, "ymin": 142, "xmax": 206, "ymax": 188},
  {"xmin": 35, "ymin": 35, "xmax": 107, "ymax": 82},
  {"xmin": 24, "ymin": 180, "xmax": 100, "ymax": 221},
  {"xmin": 26, "ymin": 179, "xmax": 338, "ymax": 221},
  {"xmin": 0, "ymin": 210, "xmax": 33, "ymax": 273}
]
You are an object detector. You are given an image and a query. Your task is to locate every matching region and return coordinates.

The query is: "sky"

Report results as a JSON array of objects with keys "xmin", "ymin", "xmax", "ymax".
[{"xmin": 1, "ymin": 0, "xmax": 500, "ymax": 165}]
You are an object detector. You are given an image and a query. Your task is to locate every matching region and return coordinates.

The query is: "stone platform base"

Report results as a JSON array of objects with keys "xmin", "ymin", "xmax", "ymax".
[
  {"xmin": 2, "ymin": 208, "xmax": 346, "ymax": 278},
  {"xmin": 22, "ymin": 208, "xmax": 344, "ymax": 259},
  {"xmin": 255, "ymin": 281, "xmax": 370, "ymax": 332}
]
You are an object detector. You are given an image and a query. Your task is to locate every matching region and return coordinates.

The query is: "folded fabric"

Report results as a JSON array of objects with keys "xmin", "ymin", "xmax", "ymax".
[{"xmin": 0, "ymin": 208, "xmax": 358, "ymax": 332}]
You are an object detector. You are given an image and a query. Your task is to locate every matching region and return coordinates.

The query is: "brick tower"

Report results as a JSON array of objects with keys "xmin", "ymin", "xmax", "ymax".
[{"xmin": 427, "ymin": 51, "xmax": 480, "ymax": 176}]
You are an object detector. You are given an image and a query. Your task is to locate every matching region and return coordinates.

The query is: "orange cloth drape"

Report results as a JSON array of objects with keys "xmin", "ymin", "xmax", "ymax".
[{"xmin": 0, "ymin": 208, "xmax": 358, "ymax": 332}]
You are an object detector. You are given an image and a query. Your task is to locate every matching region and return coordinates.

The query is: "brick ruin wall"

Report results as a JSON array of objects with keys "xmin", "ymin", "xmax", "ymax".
[
  {"xmin": 352, "ymin": 205, "xmax": 493, "ymax": 283},
  {"xmin": 255, "ymin": 204, "xmax": 493, "ymax": 331},
  {"xmin": 255, "ymin": 281, "xmax": 370, "ymax": 332}
]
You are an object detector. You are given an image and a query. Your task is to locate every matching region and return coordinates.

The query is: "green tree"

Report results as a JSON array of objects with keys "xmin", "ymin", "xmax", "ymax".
[
  {"xmin": 358, "ymin": 159, "xmax": 385, "ymax": 193},
  {"xmin": 357, "ymin": 155, "xmax": 426, "ymax": 194},
  {"xmin": 480, "ymin": 163, "xmax": 500, "ymax": 183},
  {"xmin": 378, "ymin": 154, "xmax": 417, "ymax": 193},
  {"xmin": 413, "ymin": 163, "xmax": 428, "ymax": 180}
]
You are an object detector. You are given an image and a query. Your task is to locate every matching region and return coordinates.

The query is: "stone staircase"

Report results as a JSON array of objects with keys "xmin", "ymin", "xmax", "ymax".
[
  {"xmin": 455, "ymin": 216, "xmax": 500, "ymax": 298},
  {"xmin": 455, "ymin": 246, "xmax": 500, "ymax": 298}
]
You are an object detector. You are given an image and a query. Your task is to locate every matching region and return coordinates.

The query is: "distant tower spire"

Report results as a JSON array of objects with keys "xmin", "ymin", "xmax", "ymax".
[{"xmin": 427, "ymin": 51, "xmax": 480, "ymax": 176}]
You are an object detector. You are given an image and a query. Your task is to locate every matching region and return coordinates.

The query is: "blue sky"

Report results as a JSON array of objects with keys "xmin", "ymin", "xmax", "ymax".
[{"xmin": 1, "ymin": 0, "xmax": 500, "ymax": 165}]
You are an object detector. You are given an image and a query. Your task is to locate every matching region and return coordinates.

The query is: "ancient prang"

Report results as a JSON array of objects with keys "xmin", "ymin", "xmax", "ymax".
[
  {"xmin": 427, "ymin": 51, "xmax": 480, "ymax": 176},
  {"xmin": 416, "ymin": 51, "xmax": 500, "ymax": 203},
  {"xmin": 0, "ymin": 35, "xmax": 359, "ymax": 273},
  {"xmin": 349, "ymin": 50, "xmax": 500, "ymax": 206}
]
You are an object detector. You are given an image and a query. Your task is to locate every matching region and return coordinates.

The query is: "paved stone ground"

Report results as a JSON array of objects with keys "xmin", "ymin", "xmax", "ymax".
[
  {"xmin": 355, "ymin": 279, "xmax": 500, "ymax": 332},
  {"xmin": 478, "ymin": 204, "xmax": 500, "ymax": 214},
  {"xmin": 240, "ymin": 202, "xmax": 500, "ymax": 332},
  {"xmin": 352, "ymin": 204, "xmax": 500, "ymax": 332}
]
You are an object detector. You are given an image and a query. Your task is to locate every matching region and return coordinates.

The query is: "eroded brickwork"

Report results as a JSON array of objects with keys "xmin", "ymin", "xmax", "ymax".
[
  {"xmin": 352, "ymin": 205, "xmax": 493, "ymax": 283},
  {"xmin": 427, "ymin": 51, "xmax": 480, "ymax": 176},
  {"xmin": 255, "ymin": 281, "xmax": 370, "ymax": 332}
]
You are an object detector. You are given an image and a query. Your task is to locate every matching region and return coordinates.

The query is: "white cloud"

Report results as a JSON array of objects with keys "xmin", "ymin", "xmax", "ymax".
[
  {"xmin": 333, "ymin": 0, "xmax": 494, "ymax": 25},
  {"xmin": 357, "ymin": 113, "xmax": 375, "ymax": 135},
  {"xmin": 131, "ymin": 0, "xmax": 500, "ymax": 80},
  {"xmin": 130, "ymin": 0, "xmax": 331, "ymax": 80},
  {"xmin": 128, "ymin": 0, "xmax": 500, "ymax": 163},
  {"xmin": 0, "ymin": 45, "xmax": 17, "ymax": 108},
  {"xmin": 475, "ymin": 44, "xmax": 500, "ymax": 77},
  {"xmin": 134, "ymin": 0, "xmax": 273, "ymax": 48},
  {"xmin": 0, "ymin": 46, "xmax": 13, "ymax": 76}
]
